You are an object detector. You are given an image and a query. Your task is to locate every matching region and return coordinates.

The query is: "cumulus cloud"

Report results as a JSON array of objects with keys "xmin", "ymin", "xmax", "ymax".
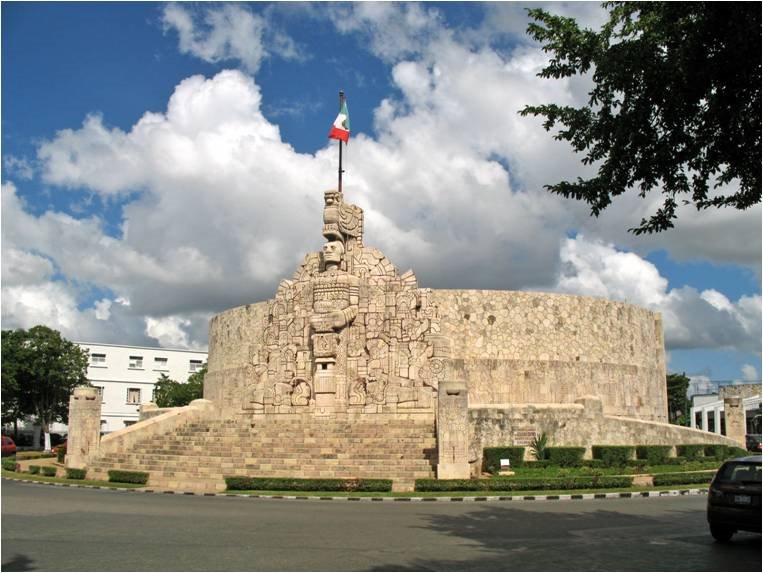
[
  {"xmin": 4, "ymin": 3, "xmax": 760, "ymax": 358},
  {"xmin": 741, "ymin": 364, "xmax": 759, "ymax": 381},
  {"xmin": 556, "ymin": 235, "xmax": 761, "ymax": 355},
  {"xmin": 161, "ymin": 3, "xmax": 303, "ymax": 73}
]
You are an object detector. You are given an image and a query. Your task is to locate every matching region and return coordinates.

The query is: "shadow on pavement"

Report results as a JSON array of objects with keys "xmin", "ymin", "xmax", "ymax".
[
  {"xmin": 367, "ymin": 504, "xmax": 762, "ymax": 572},
  {"xmin": 2, "ymin": 553, "xmax": 36, "ymax": 572}
]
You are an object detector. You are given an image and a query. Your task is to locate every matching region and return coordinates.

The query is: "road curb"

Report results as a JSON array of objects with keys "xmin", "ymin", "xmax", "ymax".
[{"xmin": 2, "ymin": 477, "xmax": 708, "ymax": 502}]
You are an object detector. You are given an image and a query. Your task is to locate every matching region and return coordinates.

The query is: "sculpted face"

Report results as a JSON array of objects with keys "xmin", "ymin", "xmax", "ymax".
[
  {"xmin": 324, "ymin": 191, "xmax": 340, "ymax": 207},
  {"xmin": 322, "ymin": 240, "xmax": 345, "ymax": 265}
]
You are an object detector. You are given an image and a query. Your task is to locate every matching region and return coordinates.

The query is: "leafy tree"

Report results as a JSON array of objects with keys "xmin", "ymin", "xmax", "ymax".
[
  {"xmin": 153, "ymin": 364, "xmax": 205, "ymax": 408},
  {"xmin": 2, "ymin": 326, "xmax": 89, "ymax": 450},
  {"xmin": 520, "ymin": 2, "xmax": 761, "ymax": 234},
  {"xmin": 666, "ymin": 372, "xmax": 690, "ymax": 426},
  {"xmin": 1, "ymin": 330, "xmax": 30, "ymax": 439}
]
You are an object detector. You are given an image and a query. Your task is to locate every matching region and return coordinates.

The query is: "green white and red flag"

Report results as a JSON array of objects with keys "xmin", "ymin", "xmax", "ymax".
[{"xmin": 328, "ymin": 98, "xmax": 350, "ymax": 142}]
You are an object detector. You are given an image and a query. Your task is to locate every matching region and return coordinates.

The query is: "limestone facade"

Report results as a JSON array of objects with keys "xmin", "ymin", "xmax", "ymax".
[{"xmin": 65, "ymin": 386, "xmax": 102, "ymax": 469}]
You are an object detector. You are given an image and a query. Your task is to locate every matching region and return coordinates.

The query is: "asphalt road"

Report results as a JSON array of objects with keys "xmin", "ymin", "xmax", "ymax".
[{"xmin": 1, "ymin": 480, "xmax": 760, "ymax": 571}]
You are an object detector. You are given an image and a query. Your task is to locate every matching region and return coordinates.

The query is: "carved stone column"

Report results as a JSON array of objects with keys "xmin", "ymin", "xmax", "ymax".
[
  {"xmin": 437, "ymin": 380, "xmax": 470, "ymax": 479},
  {"xmin": 66, "ymin": 386, "xmax": 102, "ymax": 469},
  {"xmin": 723, "ymin": 396, "xmax": 746, "ymax": 448}
]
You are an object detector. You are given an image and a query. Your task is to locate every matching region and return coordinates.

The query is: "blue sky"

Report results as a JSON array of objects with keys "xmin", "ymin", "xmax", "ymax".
[{"xmin": 2, "ymin": 2, "xmax": 760, "ymax": 386}]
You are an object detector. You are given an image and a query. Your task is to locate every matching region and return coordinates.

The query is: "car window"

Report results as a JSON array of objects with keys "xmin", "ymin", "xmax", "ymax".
[{"xmin": 718, "ymin": 461, "xmax": 762, "ymax": 483}]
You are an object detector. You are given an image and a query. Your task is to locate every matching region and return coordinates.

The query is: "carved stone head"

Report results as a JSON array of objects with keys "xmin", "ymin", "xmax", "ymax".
[{"xmin": 322, "ymin": 240, "xmax": 345, "ymax": 268}]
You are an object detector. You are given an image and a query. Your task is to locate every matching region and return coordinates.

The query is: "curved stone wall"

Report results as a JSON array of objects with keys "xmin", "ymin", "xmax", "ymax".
[
  {"xmin": 431, "ymin": 290, "xmax": 667, "ymax": 421},
  {"xmin": 207, "ymin": 289, "xmax": 667, "ymax": 422}
]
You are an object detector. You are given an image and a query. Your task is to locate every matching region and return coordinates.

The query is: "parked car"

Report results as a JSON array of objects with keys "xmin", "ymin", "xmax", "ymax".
[
  {"xmin": 707, "ymin": 455, "xmax": 762, "ymax": 542},
  {"xmin": 745, "ymin": 434, "xmax": 762, "ymax": 453},
  {"xmin": 1, "ymin": 436, "xmax": 17, "ymax": 457}
]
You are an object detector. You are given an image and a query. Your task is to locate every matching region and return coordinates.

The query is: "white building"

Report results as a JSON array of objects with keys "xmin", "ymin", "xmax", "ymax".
[
  {"xmin": 689, "ymin": 383, "xmax": 761, "ymax": 437},
  {"xmin": 76, "ymin": 342, "xmax": 208, "ymax": 432}
]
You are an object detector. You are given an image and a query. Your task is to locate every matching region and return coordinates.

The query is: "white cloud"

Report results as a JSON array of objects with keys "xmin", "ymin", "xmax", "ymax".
[
  {"xmin": 3, "ymin": 3, "xmax": 759, "ymax": 361},
  {"xmin": 741, "ymin": 364, "xmax": 759, "ymax": 381},
  {"xmin": 555, "ymin": 235, "xmax": 761, "ymax": 354},
  {"xmin": 161, "ymin": 4, "xmax": 302, "ymax": 73},
  {"xmin": 2, "ymin": 155, "xmax": 35, "ymax": 180}
]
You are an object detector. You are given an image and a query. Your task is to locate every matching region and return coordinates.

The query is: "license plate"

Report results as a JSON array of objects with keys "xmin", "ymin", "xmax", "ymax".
[{"xmin": 733, "ymin": 494, "xmax": 751, "ymax": 504}]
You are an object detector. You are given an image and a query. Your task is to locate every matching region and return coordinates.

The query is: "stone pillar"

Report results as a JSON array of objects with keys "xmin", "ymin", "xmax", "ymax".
[
  {"xmin": 437, "ymin": 380, "xmax": 470, "ymax": 480},
  {"xmin": 701, "ymin": 409, "xmax": 708, "ymax": 432},
  {"xmin": 723, "ymin": 396, "xmax": 746, "ymax": 447},
  {"xmin": 713, "ymin": 408, "xmax": 722, "ymax": 434},
  {"xmin": 66, "ymin": 386, "xmax": 102, "ymax": 469}
]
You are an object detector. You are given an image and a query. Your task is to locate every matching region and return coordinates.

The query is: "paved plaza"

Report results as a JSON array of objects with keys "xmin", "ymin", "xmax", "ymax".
[{"xmin": 2, "ymin": 480, "xmax": 760, "ymax": 571}]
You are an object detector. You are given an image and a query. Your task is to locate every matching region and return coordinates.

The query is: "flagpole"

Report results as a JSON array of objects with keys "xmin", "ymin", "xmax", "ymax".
[{"xmin": 338, "ymin": 90, "xmax": 344, "ymax": 194}]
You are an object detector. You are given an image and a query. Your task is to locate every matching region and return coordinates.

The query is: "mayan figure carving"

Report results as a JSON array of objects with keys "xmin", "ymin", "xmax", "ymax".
[{"xmin": 242, "ymin": 190, "xmax": 448, "ymax": 416}]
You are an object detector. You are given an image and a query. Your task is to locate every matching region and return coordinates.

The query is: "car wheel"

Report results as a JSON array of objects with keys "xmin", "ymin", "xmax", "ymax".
[{"xmin": 710, "ymin": 523, "xmax": 734, "ymax": 543}]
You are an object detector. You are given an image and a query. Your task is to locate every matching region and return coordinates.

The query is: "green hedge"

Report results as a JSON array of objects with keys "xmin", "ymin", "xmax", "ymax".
[
  {"xmin": 652, "ymin": 471, "xmax": 716, "ymax": 486},
  {"xmin": 41, "ymin": 466, "xmax": 57, "ymax": 477},
  {"xmin": 677, "ymin": 444, "xmax": 706, "ymax": 460},
  {"xmin": 16, "ymin": 452, "xmax": 56, "ymax": 460},
  {"xmin": 415, "ymin": 476, "xmax": 634, "ymax": 492},
  {"xmin": 108, "ymin": 470, "xmax": 149, "ymax": 484},
  {"xmin": 224, "ymin": 477, "xmax": 393, "ymax": 492},
  {"xmin": 66, "ymin": 468, "xmax": 86, "ymax": 480},
  {"xmin": 2, "ymin": 458, "xmax": 17, "ymax": 472},
  {"xmin": 636, "ymin": 445, "xmax": 672, "ymax": 465},
  {"xmin": 483, "ymin": 447, "xmax": 525, "ymax": 473},
  {"xmin": 57, "ymin": 446, "xmax": 67, "ymax": 464},
  {"xmin": 592, "ymin": 446, "xmax": 634, "ymax": 467},
  {"xmin": 28, "ymin": 465, "xmax": 40, "ymax": 475},
  {"xmin": 546, "ymin": 447, "xmax": 586, "ymax": 467}
]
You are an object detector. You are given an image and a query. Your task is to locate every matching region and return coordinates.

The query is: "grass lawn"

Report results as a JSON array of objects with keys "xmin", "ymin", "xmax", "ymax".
[{"xmin": 1, "ymin": 469, "xmax": 144, "ymax": 489}]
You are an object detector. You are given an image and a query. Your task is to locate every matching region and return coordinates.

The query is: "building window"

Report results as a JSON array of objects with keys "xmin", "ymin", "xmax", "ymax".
[
  {"xmin": 124, "ymin": 420, "xmax": 137, "ymax": 427},
  {"xmin": 129, "ymin": 356, "xmax": 143, "ymax": 369},
  {"xmin": 91, "ymin": 353, "xmax": 106, "ymax": 366},
  {"xmin": 93, "ymin": 386, "xmax": 105, "ymax": 402},
  {"xmin": 154, "ymin": 357, "xmax": 168, "ymax": 371},
  {"xmin": 189, "ymin": 359, "xmax": 203, "ymax": 373},
  {"xmin": 694, "ymin": 411, "xmax": 702, "ymax": 429},
  {"xmin": 126, "ymin": 388, "xmax": 141, "ymax": 404}
]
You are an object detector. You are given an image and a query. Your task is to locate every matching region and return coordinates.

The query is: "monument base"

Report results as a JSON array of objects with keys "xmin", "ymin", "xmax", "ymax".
[{"xmin": 437, "ymin": 462, "xmax": 470, "ymax": 480}]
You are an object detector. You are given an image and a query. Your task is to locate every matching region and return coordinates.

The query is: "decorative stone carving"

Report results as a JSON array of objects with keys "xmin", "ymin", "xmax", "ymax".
[
  {"xmin": 66, "ymin": 386, "xmax": 102, "ymax": 469},
  {"xmin": 437, "ymin": 380, "xmax": 470, "ymax": 479},
  {"xmin": 243, "ymin": 190, "xmax": 448, "ymax": 417}
]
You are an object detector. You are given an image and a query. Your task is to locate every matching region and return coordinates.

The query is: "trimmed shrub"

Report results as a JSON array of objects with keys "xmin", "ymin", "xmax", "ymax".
[
  {"xmin": 16, "ymin": 452, "xmax": 56, "ymax": 460},
  {"xmin": 546, "ymin": 447, "xmax": 586, "ymax": 467},
  {"xmin": 592, "ymin": 446, "xmax": 634, "ymax": 467},
  {"xmin": 483, "ymin": 447, "xmax": 525, "ymax": 473},
  {"xmin": 653, "ymin": 471, "xmax": 716, "ymax": 486},
  {"xmin": 57, "ymin": 446, "xmax": 67, "ymax": 464},
  {"xmin": 28, "ymin": 465, "xmax": 40, "ymax": 475},
  {"xmin": 725, "ymin": 446, "xmax": 749, "ymax": 459},
  {"xmin": 414, "ymin": 475, "xmax": 634, "ymax": 492},
  {"xmin": 66, "ymin": 468, "xmax": 86, "ymax": 480},
  {"xmin": 108, "ymin": 470, "xmax": 149, "ymax": 484},
  {"xmin": 41, "ymin": 466, "xmax": 57, "ymax": 477},
  {"xmin": 523, "ymin": 460, "xmax": 554, "ymax": 469},
  {"xmin": 224, "ymin": 477, "xmax": 393, "ymax": 492},
  {"xmin": 636, "ymin": 445, "xmax": 672, "ymax": 465},
  {"xmin": 676, "ymin": 444, "xmax": 706, "ymax": 460},
  {"xmin": 2, "ymin": 458, "xmax": 17, "ymax": 472}
]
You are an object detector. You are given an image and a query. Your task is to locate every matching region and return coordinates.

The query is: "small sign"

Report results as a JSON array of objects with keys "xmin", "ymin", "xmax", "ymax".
[{"xmin": 500, "ymin": 458, "xmax": 511, "ymax": 468}]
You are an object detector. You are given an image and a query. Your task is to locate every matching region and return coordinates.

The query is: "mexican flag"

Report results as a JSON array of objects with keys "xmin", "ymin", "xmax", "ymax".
[{"xmin": 328, "ymin": 99, "xmax": 350, "ymax": 142}]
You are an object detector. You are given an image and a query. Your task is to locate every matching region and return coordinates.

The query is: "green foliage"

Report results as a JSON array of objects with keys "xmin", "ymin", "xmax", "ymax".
[
  {"xmin": 57, "ymin": 445, "xmax": 67, "ymax": 464},
  {"xmin": 676, "ymin": 444, "xmax": 706, "ymax": 460},
  {"xmin": 666, "ymin": 373, "xmax": 690, "ymax": 426},
  {"xmin": 546, "ymin": 447, "xmax": 586, "ymax": 467},
  {"xmin": 652, "ymin": 471, "xmax": 716, "ymax": 486},
  {"xmin": 15, "ymin": 451, "xmax": 56, "ymax": 460},
  {"xmin": 1, "ymin": 326, "xmax": 89, "ymax": 444},
  {"xmin": 592, "ymin": 446, "xmax": 634, "ymax": 467},
  {"xmin": 483, "ymin": 447, "xmax": 525, "ymax": 473},
  {"xmin": 65, "ymin": 468, "xmax": 86, "ymax": 480},
  {"xmin": 153, "ymin": 365, "xmax": 206, "ymax": 408},
  {"xmin": 28, "ymin": 465, "xmax": 40, "ymax": 475},
  {"xmin": 636, "ymin": 445, "xmax": 672, "ymax": 465},
  {"xmin": 414, "ymin": 476, "xmax": 634, "ymax": 492},
  {"xmin": 224, "ymin": 477, "xmax": 393, "ymax": 492},
  {"xmin": 529, "ymin": 433, "xmax": 549, "ymax": 461},
  {"xmin": 41, "ymin": 466, "xmax": 57, "ymax": 477},
  {"xmin": 520, "ymin": 2, "xmax": 761, "ymax": 234},
  {"xmin": 2, "ymin": 459, "xmax": 17, "ymax": 472},
  {"xmin": 108, "ymin": 470, "xmax": 149, "ymax": 484}
]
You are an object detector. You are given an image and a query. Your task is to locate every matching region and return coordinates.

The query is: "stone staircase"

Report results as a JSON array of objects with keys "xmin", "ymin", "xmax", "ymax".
[{"xmin": 87, "ymin": 414, "xmax": 437, "ymax": 493}]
